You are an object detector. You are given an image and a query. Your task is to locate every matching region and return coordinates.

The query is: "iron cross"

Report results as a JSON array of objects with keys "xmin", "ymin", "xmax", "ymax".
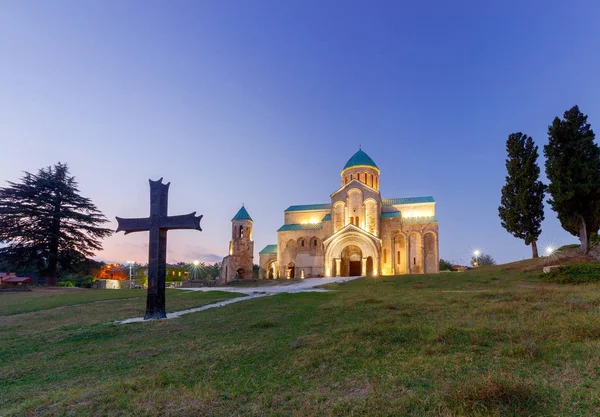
[{"xmin": 116, "ymin": 178, "xmax": 202, "ymax": 319}]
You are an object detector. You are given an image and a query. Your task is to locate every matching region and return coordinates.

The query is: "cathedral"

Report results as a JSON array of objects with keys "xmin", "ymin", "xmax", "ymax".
[{"xmin": 256, "ymin": 149, "xmax": 439, "ymax": 279}]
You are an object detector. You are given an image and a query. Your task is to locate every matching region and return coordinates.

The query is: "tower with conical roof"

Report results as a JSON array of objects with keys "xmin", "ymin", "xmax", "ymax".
[
  {"xmin": 218, "ymin": 205, "xmax": 255, "ymax": 284},
  {"xmin": 340, "ymin": 148, "xmax": 381, "ymax": 190}
]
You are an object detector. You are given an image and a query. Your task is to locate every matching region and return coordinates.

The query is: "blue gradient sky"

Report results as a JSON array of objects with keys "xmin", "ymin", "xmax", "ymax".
[{"xmin": 2, "ymin": 1, "xmax": 600, "ymax": 265}]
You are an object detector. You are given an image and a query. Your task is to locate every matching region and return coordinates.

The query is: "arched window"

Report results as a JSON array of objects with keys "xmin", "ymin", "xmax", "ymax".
[
  {"xmin": 383, "ymin": 249, "xmax": 387, "ymax": 264},
  {"xmin": 240, "ymin": 225, "xmax": 244, "ymax": 238},
  {"xmin": 313, "ymin": 238, "xmax": 317, "ymax": 247},
  {"xmin": 301, "ymin": 239, "xmax": 305, "ymax": 247}
]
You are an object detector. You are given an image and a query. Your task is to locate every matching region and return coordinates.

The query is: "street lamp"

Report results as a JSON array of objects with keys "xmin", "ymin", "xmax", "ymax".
[
  {"xmin": 127, "ymin": 260, "xmax": 134, "ymax": 289},
  {"xmin": 192, "ymin": 260, "xmax": 200, "ymax": 280},
  {"xmin": 473, "ymin": 250, "xmax": 481, "ymax": 267}
]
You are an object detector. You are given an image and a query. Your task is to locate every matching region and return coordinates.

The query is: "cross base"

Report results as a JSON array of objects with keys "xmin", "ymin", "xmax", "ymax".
[{"xmin": 144, "ymin": 290, "xmax": 167, "ymax": 320}]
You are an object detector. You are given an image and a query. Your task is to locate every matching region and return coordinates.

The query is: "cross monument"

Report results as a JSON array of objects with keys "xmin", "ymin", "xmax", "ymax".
[{"xmin": 116, "ymin": 178, "xmax": 203, "ymax": 319}]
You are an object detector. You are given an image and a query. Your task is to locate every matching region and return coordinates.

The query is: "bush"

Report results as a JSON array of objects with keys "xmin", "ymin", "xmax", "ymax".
[
  {"xmin": 58, "ymin": 281, "xmax": 75, "ymax": 287},
  {"xmin": 543, "ymin": 263, "xmax": 600, "ymax": 284}
]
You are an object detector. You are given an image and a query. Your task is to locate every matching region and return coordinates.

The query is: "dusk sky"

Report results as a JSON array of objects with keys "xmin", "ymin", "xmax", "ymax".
[{"xmin": 2, "ymin": 1, "xmax": 600, "ymax": 266}]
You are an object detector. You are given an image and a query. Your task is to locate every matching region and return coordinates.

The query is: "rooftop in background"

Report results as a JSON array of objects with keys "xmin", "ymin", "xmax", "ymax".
[
  {"xmin": 342, "ymin": 149, "xmax": 379, "ymax": 171},
  {"xmin": 285, "ymin": 203, "xmax": 331, "ymax": 212},
  {"xmin": 382, "ymin": 197, "xmax": 435, "ymax": 205},
  {"xmin": 277, "ymin": 223, "xmax": 324, "ymax": 232},
  {"xmin": 285, "ymin": 197, "xmax": 435, "ymax": 212},
  {"xmin": 259, "ymin": 244, "xmax": 278, "ymax": 254},
  {"xmin": 232, "ymin": 205, "xmax": 253, "ymax": 221}
]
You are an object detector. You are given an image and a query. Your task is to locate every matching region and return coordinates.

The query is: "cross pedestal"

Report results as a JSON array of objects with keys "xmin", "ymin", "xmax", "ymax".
[{"xmin": 116, "ymin": 178, "xmax": 202, "ymax": 319}]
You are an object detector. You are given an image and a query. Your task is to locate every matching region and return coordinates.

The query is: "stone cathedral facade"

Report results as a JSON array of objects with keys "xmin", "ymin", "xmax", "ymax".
[{"xmin": 259, "ymin": 149, "xmax": 439, "ymax": 279}]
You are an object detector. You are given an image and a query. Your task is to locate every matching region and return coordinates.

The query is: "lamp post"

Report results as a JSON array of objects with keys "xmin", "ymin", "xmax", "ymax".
[
  {"xmin": 192, "ymin": 260, "xmax": 200, "ymax": 280},
  {"xmin": 473, "ymin": 250, "xmax": 480, "ymax": 267},
  {"xmin": 127, "ymin": 260, "xmax": 134, "ymax": 289}
]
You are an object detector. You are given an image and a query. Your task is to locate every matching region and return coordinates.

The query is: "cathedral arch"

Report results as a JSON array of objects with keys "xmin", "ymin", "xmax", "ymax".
[
  {"xmin": 347, "ymin": 188, "xmax": 363, "ymax": 228},
  {"xmin": 364, "ymin": 198, "xmax": 378, "ymax": 235},
  {"xmin": 393, "ymin": 232, "xmax": 408, "ymax": 274},
  {"xmin": 423, "ymin": 232, "xmax": 438, "ymax": 274},
  {"xmin": 408, "ymin": 232, "xmax": 423, "ymax": 274},
  {"xmin": 324, "ymin": 230, "xmax": 380, "ymax": 277}
]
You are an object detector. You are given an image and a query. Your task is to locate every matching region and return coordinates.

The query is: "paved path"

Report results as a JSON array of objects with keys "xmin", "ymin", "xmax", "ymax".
[
  {"xmin": 118, "ymin": 276, "xmax": 361, "ymax": 324},
  {"xmin": 178, "ymin": 276, "xmax": 361, "ymax": 294}
]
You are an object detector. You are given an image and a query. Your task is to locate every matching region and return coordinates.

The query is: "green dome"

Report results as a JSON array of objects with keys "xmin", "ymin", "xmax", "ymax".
[
  {"xmin": 342, "ymin": 149, "xmax": 378, "ymax": 171},
  {"xmin": 232, "ymin": 206, "xmax": 253, "ymax": 221}
]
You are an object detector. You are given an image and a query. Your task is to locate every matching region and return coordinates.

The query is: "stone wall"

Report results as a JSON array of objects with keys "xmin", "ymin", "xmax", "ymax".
[{"xmin": 380, "ymin": 217, "xmax": 439, "ymax": 275}]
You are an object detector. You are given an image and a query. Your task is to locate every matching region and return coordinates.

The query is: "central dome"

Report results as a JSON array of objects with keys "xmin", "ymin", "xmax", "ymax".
[{"xmin": 342, "ymin": 149, "xmax": 378, "ymax": 171}]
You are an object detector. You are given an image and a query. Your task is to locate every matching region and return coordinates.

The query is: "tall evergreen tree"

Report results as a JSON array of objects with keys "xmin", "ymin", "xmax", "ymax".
[
  {"xmin": 544, "ymin": 105, "xmax": 600, "ymax": 253},
  {"xmin": 498, "ymin": 133, "xmax": 546, "ymax": 258},
  {"xmin": 0, "ymin": 163, "xmax": 113, "ymax": 285}
]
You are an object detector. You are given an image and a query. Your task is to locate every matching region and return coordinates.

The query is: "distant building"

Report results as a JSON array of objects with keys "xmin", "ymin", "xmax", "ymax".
[
  {"xmin": 259, "ymin": 149, "xmax": 439, "ymax": 279},
  {"xmin": 218, "ymin": 206, "xmax": 254, "ymax": 284},
  {"xmin": 0, "ymin": 272, "xmax": 33, "ymax": 286}
]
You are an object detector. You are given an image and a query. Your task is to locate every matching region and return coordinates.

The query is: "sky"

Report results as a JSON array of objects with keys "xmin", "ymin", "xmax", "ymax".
[{"xmin": 2, "ymin": 0, "xmax": 600, "ymax": 266}]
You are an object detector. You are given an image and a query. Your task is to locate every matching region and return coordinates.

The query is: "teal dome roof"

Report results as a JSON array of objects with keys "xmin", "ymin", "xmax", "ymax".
[
  {"xmin": 342, "ymin": 149, "xmax": 378, "ymax": 171},
  {"xmin": 232, "ymin": 206, "xmax": 253, "ymax": 221}
]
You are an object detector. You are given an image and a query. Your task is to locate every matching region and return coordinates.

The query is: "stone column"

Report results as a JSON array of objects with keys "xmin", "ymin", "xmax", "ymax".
[
  {"xmin": 361, "ymin": 257, "xmax": 367, "ymax": 276},
  {"xmin": 335, "ymin": 258, "xmax": 341, "ymax": 277}
]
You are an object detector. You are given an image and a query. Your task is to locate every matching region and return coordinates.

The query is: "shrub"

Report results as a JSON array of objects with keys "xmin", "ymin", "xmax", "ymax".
[
  {"xmin": 439, "ymin": 259, "xmax": 453, "ymax": 271},
  {"xmin": 543, "ymin": 262, "xmax": 600, "ymax": 284}
]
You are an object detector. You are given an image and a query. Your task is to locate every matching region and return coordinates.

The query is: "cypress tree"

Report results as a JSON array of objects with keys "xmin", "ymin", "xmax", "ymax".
[
  {"xmin": 0, "ymin": 163, "xmax": 113, "ymax": 285},
  {"xmin": 499, "ymin": 133, "xmax": 546, "ymax": 257},
  {"xmin": 544, "ymin": 105, "xmax": 600, "ymax": 253}
]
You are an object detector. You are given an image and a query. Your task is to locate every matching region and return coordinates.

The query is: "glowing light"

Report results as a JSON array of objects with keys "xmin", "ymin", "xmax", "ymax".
[
  {"xmin": 545, "ymin": 246, "xmax": 555, "ymax": 256},
  {"xmin": 473, "ymin": 250, "xmax": 481, "ymax": 257},
  {"xmin": 193, "ymin": 260, "xmax": 200, "ymax": 266}
]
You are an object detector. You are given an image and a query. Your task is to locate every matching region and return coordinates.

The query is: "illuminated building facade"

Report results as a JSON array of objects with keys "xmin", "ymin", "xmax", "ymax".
[{"xmin": 259, "ymin": 149, "xmax": 439, "ymax": 279}]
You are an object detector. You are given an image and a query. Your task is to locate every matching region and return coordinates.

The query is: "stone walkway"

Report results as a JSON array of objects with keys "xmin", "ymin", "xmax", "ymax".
[{"xmin": 118, "ymin": 276, "xmax": 361, "ymax": 324}]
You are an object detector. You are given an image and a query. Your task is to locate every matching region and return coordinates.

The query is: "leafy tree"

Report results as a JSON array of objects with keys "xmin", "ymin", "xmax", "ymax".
[
  {"xmin": 544, "ymin": 106, "xmax": 600, "ymax": 253},
  {"xmin": 0, "ymin": 163, "xmax": 113, "ymax": 285},
  {"xmin": 498, "ymin": 133, "xmax": 546, "ymax": 258},
  {"xmin": 471, "ymin": 253, "xmax": 496, "ymax": 267},
  {"xmin": 439, "ymin": 258, "xmax": 454, "ymax": 271}
]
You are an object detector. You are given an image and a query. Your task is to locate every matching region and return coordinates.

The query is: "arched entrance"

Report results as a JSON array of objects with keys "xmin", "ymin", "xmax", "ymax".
[
  {"xmin": 236, "ymin": 268, "xmax": 245, "ymax": 279},
  {"xmin": 341, "ymin": 245, "xmax": 362, "ymax": 276},
  {"xmin": 267, "ymin": 261, "xmax": 277, "ymax": 279},
  {"xmin": 287, "ymin": 262, "xmax": 295, "ymax": 279},
  {"xmin": 324, "ymin": 229, "xmax": 381, "ymax": 277}
]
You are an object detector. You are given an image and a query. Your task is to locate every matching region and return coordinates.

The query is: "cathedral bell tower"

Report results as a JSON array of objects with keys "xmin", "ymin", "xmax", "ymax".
[{"xmin": 219, "ymin": 205, "xmax": 254, "ymax": 283}]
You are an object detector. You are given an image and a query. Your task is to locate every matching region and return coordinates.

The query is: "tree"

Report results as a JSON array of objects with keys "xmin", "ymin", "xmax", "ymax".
[
  {"xmin": 0, "ymin": 163, "xmax": 113, "ymax": 285},
  {"xmin": 471, "ymin": 253, "xmax": 495, "ymax": 267},
  {"xmin": 498, "ymin": 133, "xmax": 546, "ymax": 258},
  {"xmin": 439, "ymin": 258, "xmax": 453, "ymax": 271},
  {"xmin": 544, "ymin": 106, "xmax": 600, "ymax": 253}
]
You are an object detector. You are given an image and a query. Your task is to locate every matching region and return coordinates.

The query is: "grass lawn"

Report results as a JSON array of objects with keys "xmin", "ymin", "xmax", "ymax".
[{"xmin": 2, "ymin": 266, "xmax": 600, "ymax": 416}]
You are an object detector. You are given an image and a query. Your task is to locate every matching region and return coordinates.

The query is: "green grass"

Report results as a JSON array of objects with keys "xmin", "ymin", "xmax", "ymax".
[{"xmin": 2, "ymin": 267, "xmax": 600, "ymax": 416}]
